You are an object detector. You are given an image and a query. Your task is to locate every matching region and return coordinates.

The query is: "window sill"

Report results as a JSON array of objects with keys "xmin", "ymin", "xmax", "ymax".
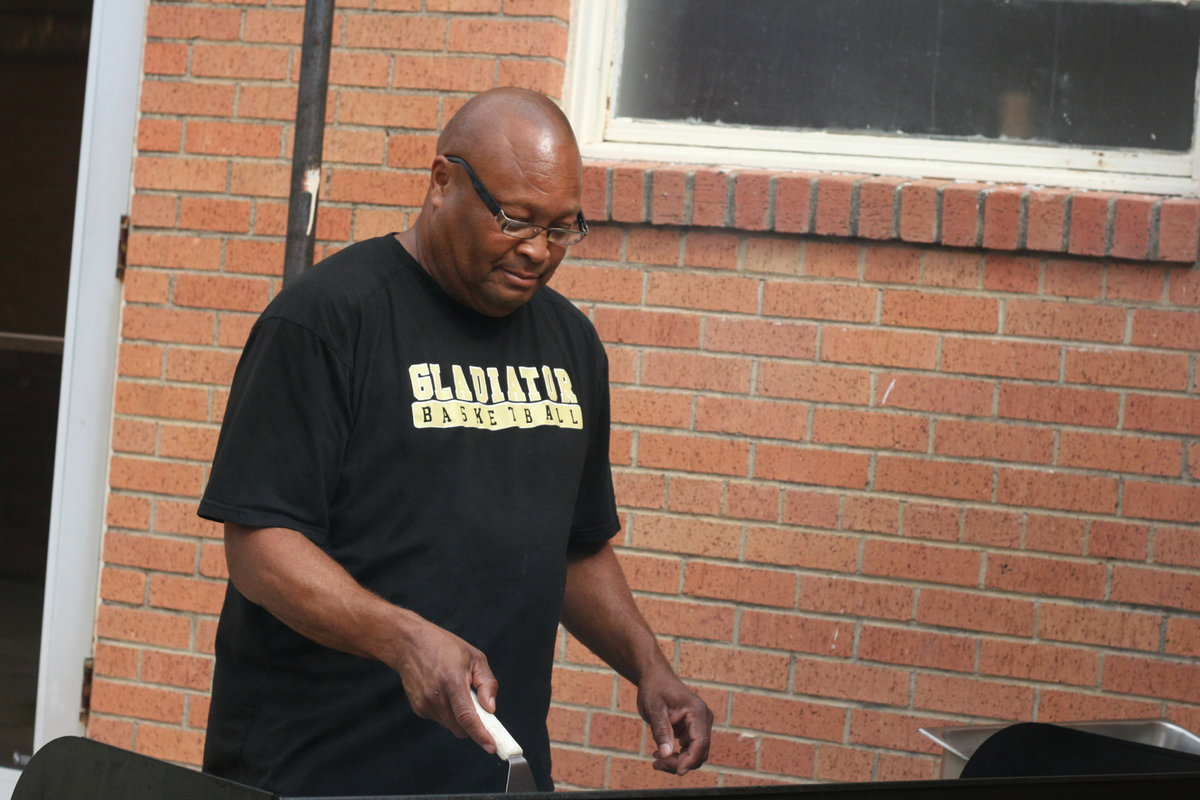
[{"xmin": 581, "ymin": 162, "xmax": 1200, "ymax": 265}]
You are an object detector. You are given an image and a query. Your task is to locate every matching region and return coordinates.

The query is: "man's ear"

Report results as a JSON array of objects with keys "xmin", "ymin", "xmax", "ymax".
[{"xmin": 428, "ymin": 155, "xmax": 451, "ymax": 209}]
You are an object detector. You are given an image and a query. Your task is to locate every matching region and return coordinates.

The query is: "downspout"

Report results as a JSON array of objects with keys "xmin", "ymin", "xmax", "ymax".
[{"xmin": 283, "ymin": 0, "xmax": 337, "ymax": 285}]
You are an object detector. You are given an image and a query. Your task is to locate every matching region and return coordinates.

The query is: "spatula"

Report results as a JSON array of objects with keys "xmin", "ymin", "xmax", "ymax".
[{"xmin": 471, "ymin": 689, "xmax": 539, "ymax": 792}]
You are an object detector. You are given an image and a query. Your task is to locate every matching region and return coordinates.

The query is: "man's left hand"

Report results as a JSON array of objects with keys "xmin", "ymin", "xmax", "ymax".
[{"xmin": 636, "ymin": 669, "xmax": 713, "ymax": 776}]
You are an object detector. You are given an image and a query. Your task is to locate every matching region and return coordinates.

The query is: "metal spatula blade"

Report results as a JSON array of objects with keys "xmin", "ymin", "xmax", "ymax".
[{"xmin": 471, "ymin": 690, "xmax": 539, "ymax": 793}]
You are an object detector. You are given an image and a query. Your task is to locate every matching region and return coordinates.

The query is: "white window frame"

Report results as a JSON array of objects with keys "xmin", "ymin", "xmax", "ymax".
[{"xmin": 566, "ymin": 0, "xmax": 1200, "ymax": 196}]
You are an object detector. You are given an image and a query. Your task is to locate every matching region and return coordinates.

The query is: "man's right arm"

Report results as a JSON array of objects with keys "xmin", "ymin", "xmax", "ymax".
[{"xmin": 222, "ymin": 522, "xmax": 500, "ymax": 749}]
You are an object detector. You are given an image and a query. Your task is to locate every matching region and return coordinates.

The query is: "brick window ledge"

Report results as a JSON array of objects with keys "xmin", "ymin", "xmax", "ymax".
[{"xmin": 582, "ymin": 162, "xmax": 1200, "ymax": 265}]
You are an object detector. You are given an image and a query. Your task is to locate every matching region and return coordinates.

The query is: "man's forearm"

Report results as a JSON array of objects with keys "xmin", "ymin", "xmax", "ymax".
[{"xmin": 560, "ymin": 541, "xmax": 672, "ymax": 685}]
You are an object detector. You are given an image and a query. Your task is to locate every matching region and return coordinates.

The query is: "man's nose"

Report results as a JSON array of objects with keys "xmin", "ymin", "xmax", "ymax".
[{"xmin": 515, "ymin": 230, "xmax": 552, "ymax": 261}]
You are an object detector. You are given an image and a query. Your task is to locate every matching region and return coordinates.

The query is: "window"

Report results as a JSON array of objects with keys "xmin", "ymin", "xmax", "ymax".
[{"xmin": 566, "ymin": 0, "xmax": 1200, "ymax": 195}]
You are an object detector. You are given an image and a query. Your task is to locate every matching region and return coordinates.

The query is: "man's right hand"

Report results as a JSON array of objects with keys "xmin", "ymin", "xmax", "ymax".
[
  {"xmin": 224, "ymin": 523, "xmax": 502, "ymax": 755},
  {"xmin": 382, "ymin": 613, "xmax": 501, "ymax": 753}
]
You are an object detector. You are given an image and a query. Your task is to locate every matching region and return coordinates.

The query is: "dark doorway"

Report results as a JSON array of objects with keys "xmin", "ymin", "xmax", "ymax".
[{"xmin": 0, "ymin": 0, "xmax": 92, "ymax": 765}]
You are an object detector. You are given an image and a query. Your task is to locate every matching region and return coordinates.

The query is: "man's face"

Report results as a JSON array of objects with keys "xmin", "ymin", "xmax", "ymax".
[{"xmin": 426, "ymin": 143, "xmax": 583, "ymax": 317}]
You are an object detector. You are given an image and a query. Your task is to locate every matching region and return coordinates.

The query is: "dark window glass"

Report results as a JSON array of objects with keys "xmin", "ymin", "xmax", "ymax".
[{"xmin": 617, "ymin": 0, "xmax": 1200, "ymax": 152}]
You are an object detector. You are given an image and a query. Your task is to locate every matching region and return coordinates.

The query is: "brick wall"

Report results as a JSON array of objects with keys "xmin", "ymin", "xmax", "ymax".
[{"xmin": 92, "ymin": 0, "xmax": 1200, "ymax": 788}]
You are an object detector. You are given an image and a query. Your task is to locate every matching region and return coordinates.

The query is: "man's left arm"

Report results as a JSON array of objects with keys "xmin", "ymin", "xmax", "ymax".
[{"xmin": 561, "ymin": 541, "xmax": 713, "ymax": 775}]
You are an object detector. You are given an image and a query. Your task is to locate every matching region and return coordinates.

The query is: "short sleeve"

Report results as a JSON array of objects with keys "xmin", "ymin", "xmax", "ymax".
[{"xmin": 198, "ymin": 317, "xmax": 352, "ymax": 544}]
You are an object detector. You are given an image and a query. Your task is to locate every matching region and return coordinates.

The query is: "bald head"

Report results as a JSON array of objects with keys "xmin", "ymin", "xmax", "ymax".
[{"xmin": 437, "ymin": 87, "xmax": 579, "ymax": 166}]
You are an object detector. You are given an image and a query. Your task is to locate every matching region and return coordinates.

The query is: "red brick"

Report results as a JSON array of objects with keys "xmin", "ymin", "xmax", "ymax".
[
  {"xmin": 93, "ymin": 643, "xmax": 140, "ymax": 680},
  {"xmin": 158, "ymin": 500, "xmax": 222, "ymax": 539},
  {"xmin": 734, "ymin": 171, "xmax": 771, "ymax": 231},
  {"xmin": 1158, "ymin": 198, "xmax": 1200, "ymax": 262},
  {"xmin": 242, "ymin": 8, "xmax": 303, "ymax": 43},
  {"xmin": 140, "ymin": 81, "xmax": 236, "ymax": 117},
  {"xmin": 1005, "ymin": 299, "xmax": 1125, "ymax": 343},
  {"xmin": 997, "ymin": 468, "xmax": 1117, "ymax": 514},
  {"xmin": 236, "ymin": 85, "xmax": 299, "ymax": 121},
  {"xmin": 1106, "ymin": 262, "xmax": 1167, "ymax": 302},
  {"xmin": 858, "ymin": 625, "xmax": 975, "ymax": 672},
  {"xmin": 130, "ymin": 194, "xmax": 177, "ymax": 228},
  {"xmin": 744, "ymin": 236, "xmax": 802, "ymax": 275},
  {"xmin": 616, "ymin": 552, "xmax": 682, "ymax": 595},
  {"xmin": 864, "ymin": 244, "xmax": 921, "ymax": 284},
  {"xmin": 136, "ymin": 723, "xmax": 206, "ymax": 767},
  {"xmin": 935, "ymin": 419, "xmax": 1053, "ymax": 464},
  {"xmin": 985, "ymin": 553, "xmax": 1106, "ymax": 600},
  {"xmin": 1110, "ymin": 194, "xmax": 1155, "ymax": 260},
  {"xmin": 630, "ymin": 513, "xmax": 741, "ymax": 559},
  {"xmin": 684, "ymin": 562, "xmax": 795, "ymax": 607},
  {"xmin": 902, "ymin": 503, "xmax": 961, "ymax": 542},
  {"xmin": 149, "ymin": 575, "xmax": 226, "ymax": 615},
  {"xmin": 744, "ymin": 528, "xmax": 858, "ymax": 573},
  {"xmin": 446, "ymin": 18, "xmax": 567, "ymax": 58},
  {"xmin": 730, "ymin": 694, "xmax": 845, "ymax": 741},
  {"xmin": 1059, "ymin": 431, "xmax": 1180, "ymax": 477},
  {"xmin": 110, "ymin": 456, "xmax": 205, "ymax": 496},
  {"xmin": 1104, "ymin": 655, "xmax": 1200, "ymax": 704},
  {"xmin": 755, "ymin": 444, "xmax": 870, "ymax": 489},
  {"xmin": 1088, "ymin": 519, "xmax": 1149, "ymax": 561},
  {"xmin": 763, "ymin": 282, "xmax": 876, "ymax": 322},
  {"xmin": 760, "ymin": 736, "xmax": 816, "ymax": 778},
  {"xmin": 983, "ymin": 254, "xmax": 1039, "ymax": 293},
  {"xmin": 587, "ymin": 711, "xmax": 642, "ymax": 753},
  {"xmin": 103, "ymin": 531, "xmax": 195, "ymax": 574},
  {"xmin": 328, "ymin": 51, "xmax": 392, "ymax": 88},
  {"xmin": 636, "ymin": 596, "xmax": 734, "ymax": 642},
  {"xmin": 146, "ymin": 4, "xmax": 241, "ymax": 39},
  {"xmin": 1125, "ymin": 394, "xmax": 1200, "ymax": 436},
  {"xmin": 337, "ymin": 91, "xmax": 439, "ymax": 129},
  {"xmin": 692, "ymin": 169, "xmax": 730, "ymax": 228},
  {"xmin": 842, "ymin": 496, "xmax": 900, "ymax": 534},
  {"xmin": 647, "ymin": 167, "xmax": 688, "ymax": 226},
  {"xmin": 800, "ymin": 657, "xmax": 911, "ymax": 705},
  {"xmin": 982, "ymin": 187, "xmax": 1023, "ymax": 251},
  {"xmin": 137, "ymin": 118, "xmax": 183, "ymax": 152},
  {"xmin": 548, "ymin": 745, "xmax": 605, "ymax": 788},
  {"xmin": 683, "ymin": 231, "xmax": 739, "ymax": 270},
  {"xmin": 95, "ymin": 606, "xmax": 192, "ymax": 649},
  {"xmin": 774, "ymin": 173, "xmax": 814, "ymax": 233},
  {"xmin": 817, "ymin": 744, "xmax": 874, "ymax": 783},
  {"xmin": 90, "ymin": 679, "xmax": 185, "ymax": 724},
  {"xmin": 703, "ymin": 317, "xmax": 816, "ymax": 358},
  {"xmin": 1166, "ymin": 617, "xmax": 1200, "ymax": 657},
  {"xmin": 646, "ymin": 272, "xmax": 756, "ymax": 313},
  {"xmin": 1026, "ymin": 188, "xmax": 1069, "ymax": 252},
  {"xmin": 812, "ymin": 408, "xmax": 928, "ymax": 452},
  {"xmin": 726, "ymin": 481, "xmax": 781, "ymax": 522},
  {"xmin": 637, "ymin": 432, "xmax": 750, "ymax": 477},
  {"xmin": 856, "ymin": 177, "xmax": 904, "ymax": 240},
  {"xmin": 740, "ymin": 609, "xmax": 851, "ymax": 657},
  {"xmin": 1123, "ymin": 481, "xmax": 1200, "ymax": 524},
  {"xmin": 781, "ymin": 489, "xmax": 840, "ymax": 530},
  {"xmin": 1037, "ymin": 689, "xmax": 1160, "ymax": 723},
  {"xmin": 821, "ymin": 327, "xmax": 938, "ymax": 370},
  {"xmin": 805, "ymin": 241, "xmax": 859, "ymax": 279},
  {"xmin": 1044, "ymin": 258, "xmax": 1103, "ymax": 298},
  {"xmin": 882, "ymin": 289, "xmax": 998, "ymax": 333},
  {"xmin": 914, "ymin": 673, "xmax": 1033, "ymax": 720},
  {"xmin": 1038, "ymin": 601, "xmax": 1160, "ymax": 651},
  {"xmin": 878, "ymin": 753, "xmax": 938, "ymax": 782},
  {"xmin": 997, "ymin": 384, "xmax": 1118, "ymax": 428},
  {"xmin": 192, "ymin": 44, "xmax": 289, "ymax": 80},
  {"xmin": 921, "ymin": 249, "xmax": 981, "ymax": 290},
  {"xmin": 591, "ymin": 307, "xmax": 701, "ymax": 348},
  {"xmin": 814, "ymin": 175, "xmax": 863, "ymax": 237},
  {"xmin": 917, "ymin": 588, "xmax": 1035, "ymax": 636},
  {"xmin": 142, "ymin": 651, "xmax": 214, "ymax": 691},
  {"xmin": 106, "ymin": 495, "xmax": 152, "ymax": 530},
  {"xmin": 1068, "ymin": 192, "xmax": 1115, "ymax": 256},
  {"xmin": 980, "ymin": 640, "xmax": 1099, "ymax": 685},
  {"xmin": 640, "ymin": 351, "xmax": 749, "ymax": 393},
  {"xmin": 942, "ymin": 337, "xmax": 1060, "ymax": 380},
  {"xmin": 111, "ymin": 419, "xmax": 156, "ymax": 455},
  {"xmin": 1111, "ymin": 564, "xmax": 1200, "ymax": 612},
  {"xmin": 863, "ymin": 539, "xmax": 981, "ymax": 587},
  {"xmin": 326, "ymin": 168, "xmax": 425, "ymax": 206},
  {"xmin": 174, "ymin": 274, "xmax": 271, "ymax": 313},
  {"xmin": 134, "ymin": 156, "xmax": 227, "ymax": 193},
  {"xmin": 876, "ymin": 373, "xmax": 992, "ymax": 417},
  {"xmin": 1025, "ymin": 514, "xmax": 1086, "ymax": 555},
  {"xmin": 610, "ymin": 387, "xmax": 691, "ymax": 429},
  {"xmin": 179, "ymin": 197, "xmax": 251, "ymax": 233},
  {"xmin": 898, "ymin": 180, "xmax": 944, "ymax": 243},
  {"xmin": 799, "ymin": 575, "xmax": 913, "ymax": 621},
  {"xmin": 1131, "ymin": 308, "xmax": 1200, "ymax": 352},
  {"xmin": 126, "ymin": 233, "xmax": 222, "ymax": 271},
  {"xmin": 114, "ymin": 382, "xmax": 208, "ymax": 422},
  {"xmin": 695, "ymin": 396, "xmax": 807, "ymax": 441},
  {"xmin": 611, "ymin": 165, "xmax": 647, "ymax": 223},
  {"xmin": 875, "ymin": 455, "xmax": 992, "ymax": 502},
  {"xmin": 679, "ymin": 642, "xmax": 790, "ymax": 690},
  {"xmin": 1156, "ymin": 526, "xmax": 1200, "ymax": 568},
  {"xmin": 940, "ymin": 184, "xmax": 985, "ymax": 247},
  {"xmin": 1066, "ymin": 347, "xmax": 1188, "ymax": 391},
  {"xmin": 100, "ymin": 567, "xmax": 147, "ymax": 604}
]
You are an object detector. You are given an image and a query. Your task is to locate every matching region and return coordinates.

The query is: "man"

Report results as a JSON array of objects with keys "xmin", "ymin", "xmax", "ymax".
[{"xmin": 198, "ymin": 87, "xmax": 712, "ymax": 796}]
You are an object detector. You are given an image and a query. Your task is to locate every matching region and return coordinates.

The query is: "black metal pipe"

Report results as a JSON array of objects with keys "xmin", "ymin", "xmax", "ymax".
[{"xmin": 283, "ymin": 0, "xmax": 337, "ymax": 285}]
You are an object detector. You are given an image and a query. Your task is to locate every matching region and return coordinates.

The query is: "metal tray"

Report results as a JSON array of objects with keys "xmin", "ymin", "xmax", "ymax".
[{"xmin": 919, "ymin": 718, "xmax": 1200, "ymax": 779}]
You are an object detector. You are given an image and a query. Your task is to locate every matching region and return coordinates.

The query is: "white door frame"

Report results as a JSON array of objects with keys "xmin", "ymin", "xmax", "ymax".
[{"xmin": 0, "ymin": 0, "xmax": 145, "ymax": 795}]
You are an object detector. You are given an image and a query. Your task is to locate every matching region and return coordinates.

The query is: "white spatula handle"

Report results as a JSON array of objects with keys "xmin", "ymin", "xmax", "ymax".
[{"xmin": 470, "ymin": 689, "xmax": 523, "ymax": 760}]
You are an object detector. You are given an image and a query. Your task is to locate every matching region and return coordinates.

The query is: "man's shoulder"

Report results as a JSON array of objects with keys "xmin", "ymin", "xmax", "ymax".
[{"xmin": 529, "ymin": 285, "xmax": 600, "ymax": 339}]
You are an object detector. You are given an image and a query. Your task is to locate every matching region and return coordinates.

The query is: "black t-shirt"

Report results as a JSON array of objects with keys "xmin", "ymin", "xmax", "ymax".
[{"xmin": 198, "ymin": 235, "xmax": 619, "ymax": 796}]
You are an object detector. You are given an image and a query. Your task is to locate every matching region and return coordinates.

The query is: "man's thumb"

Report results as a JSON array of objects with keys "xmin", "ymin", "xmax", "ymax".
[{"xmin": 650, "ymin": 714, "xmax": 674, "ymax": 758}]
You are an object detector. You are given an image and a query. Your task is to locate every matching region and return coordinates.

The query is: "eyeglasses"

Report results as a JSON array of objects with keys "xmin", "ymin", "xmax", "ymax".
[{"xmin": 444, "ymin": 155, "xmax": 589, "ymax": 247}]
